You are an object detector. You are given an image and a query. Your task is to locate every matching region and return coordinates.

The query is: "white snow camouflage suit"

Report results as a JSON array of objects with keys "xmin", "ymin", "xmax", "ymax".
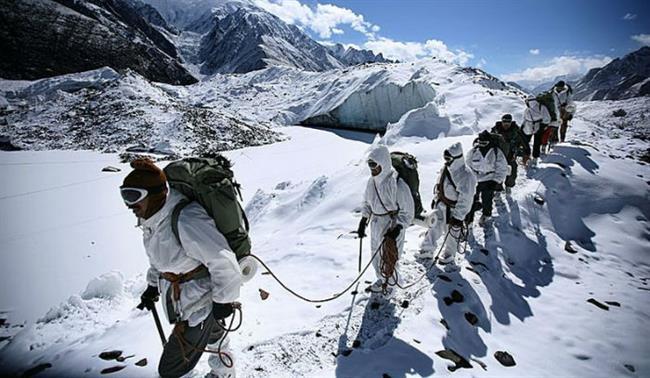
[
  {"xmin": 141, "ymin": 189, "xmax": 242, "ymax": 376},
  {"xmin": 420, "ymin": 143, "xmax": 477, "ymax": 262},
  {"xmin": 361, "ymin": 145, "xmax": 415, "ymax": 285}
]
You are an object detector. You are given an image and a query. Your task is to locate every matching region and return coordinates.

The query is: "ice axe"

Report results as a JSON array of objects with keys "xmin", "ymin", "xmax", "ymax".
[{"xmin": 137, "ymin": 301, "xmax": 167, "ymax": 346}]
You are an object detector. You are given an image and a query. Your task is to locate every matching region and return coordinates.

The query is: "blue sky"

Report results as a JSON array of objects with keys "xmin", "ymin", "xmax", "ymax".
[{"xmin": 254, "ymin": 0, "xmax": 650, "ymax": 84}]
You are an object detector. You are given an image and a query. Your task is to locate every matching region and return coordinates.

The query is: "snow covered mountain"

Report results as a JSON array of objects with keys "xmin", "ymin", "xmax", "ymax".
[
  {"xmin": 326, "ymin": 43, "xmax": 393, "ymax": 66},
  {"xmin": 0, "ymin": 0, "xmax": 196, "ymax": 85},
  {"xmin": 198, "ymin": 6, "xmax": 343, "ymax": 74},
  {"xmin": 574, "ymin": 47, "xmax": 650, "ymax": 100},
  {"xmin": 515, "ymin": 74, "xmax": 582, "ymax": 95}
]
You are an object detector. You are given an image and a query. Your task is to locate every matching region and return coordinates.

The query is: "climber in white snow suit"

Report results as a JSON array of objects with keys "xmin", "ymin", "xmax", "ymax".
[
  {"xmin": 552, "ymin": 80, "xmax": 576, "ymax": 143},
  {"xmin": 466, "ymin": 131, "xmax": 509, "ymax": 225},
  {"xmin": 522, "ymin": 95, "xmax": 552, "ymax": 167},
  {"xmin": 121, "ymin": 159, "xmax": 242, "ymax": 378},
  {"xmin": 417, "ymin": 142, "xmax": 476, "ymax": 265},
  {"xmin": 357, "ymin": 145, "xmax": 415, "ymax": 293}
]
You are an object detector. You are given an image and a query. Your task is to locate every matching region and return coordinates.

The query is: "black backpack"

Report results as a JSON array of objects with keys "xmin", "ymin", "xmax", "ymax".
[{"xmin": 390, "ymin": 151, "xmax": 423, "ymax": 218}]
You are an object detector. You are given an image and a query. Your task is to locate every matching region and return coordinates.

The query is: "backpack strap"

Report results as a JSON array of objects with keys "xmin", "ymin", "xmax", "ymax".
[{"xmin": 171, "ymin": 199, "xmax": 192, "ymax": 247}]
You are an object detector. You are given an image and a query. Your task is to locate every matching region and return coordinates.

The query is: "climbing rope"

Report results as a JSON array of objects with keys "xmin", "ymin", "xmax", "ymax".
[{"xmin": 173, "ymin": 303, "xmax": 243, "ymax": 369}]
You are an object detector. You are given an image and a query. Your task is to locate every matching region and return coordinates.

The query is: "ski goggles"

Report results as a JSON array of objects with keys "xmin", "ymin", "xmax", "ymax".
[
  {"xmin": 476, "ymin": 140, "xmax": 490, "ymax": 147},
  {"xmin": 367, "ymin": 160, "xmax": 378, "ymax": 169},
  {"xmin": 120, "ymin": 184, "xmax": 166, "ymax": 205}
]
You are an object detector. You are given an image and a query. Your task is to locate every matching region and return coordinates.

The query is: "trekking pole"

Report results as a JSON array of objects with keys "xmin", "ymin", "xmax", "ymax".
[
  {"xmin": 358, "ymin": 236, "xmax": 363, "ymax": 272},
  {"xmin": 138, "ymin": 302, "xmax": 167, "ymax": 346}
]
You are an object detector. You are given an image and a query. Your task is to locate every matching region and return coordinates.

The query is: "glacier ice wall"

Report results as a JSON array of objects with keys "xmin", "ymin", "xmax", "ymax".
[{"xmin": 300, "ymin": 80, "xmax": 436, "ymax": 131}]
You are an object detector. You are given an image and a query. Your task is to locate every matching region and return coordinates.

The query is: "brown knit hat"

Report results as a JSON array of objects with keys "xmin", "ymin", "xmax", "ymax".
[
  {"xmin": 122, "ymin": 159, "xmax": 167, "ymax": 218},
  {"xmin": 122, "ymin": 158, "xmax": 167, "ymax": 191}
]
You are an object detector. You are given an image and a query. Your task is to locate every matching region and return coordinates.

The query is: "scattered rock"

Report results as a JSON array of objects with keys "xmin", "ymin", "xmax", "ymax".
[
  {"xmin": 413, "ymin": 339, "xmax": 421, "ymax": 344},
  {"xmin": 587, "ymin": 298, "xmax": 609, "ymax": 311},
  {"xmin": 479, "ymin": 248, "xmax": 489, "ymax": 255},
  {"xmin": 565, "ymin": 241, "xmax": 578, "ymax": 254},
  {"xmin": 100, "ymin": 366, "xmax": 126, "ymax": 374},
  {"xmin": 352, "ymin": 340, "xmax": 361, "ymax": 348},
  {"xmin": 382, "ymin": 374, "xmax": 392, "ymax": 378},
  {"xmin": 494, "ymin": 351, "xmax": 516, "ymax": 367},
  {"xmin": 605, "ymin": 301, "xmax": 621, "ymax": 307},
  {"xmin": 116, "ymin": 354, "xmax": 134, "ymax": 362},
  {"xmin": 350, "ymin": 290, "xmax": 358, "ymax": 295},
  {"xmin": 255, "ymin": 367, "xmax": 264, "ymax": 372},
  {"xmin": 440, "ymin": 319, "xmax": 449, "ymax": 330},
  {"xmin": 315, "ymin": 331, "xmax": 322, "ymax": 337},
  {"xmin": 574, "ymin": 354, "xmax": 591, "ymax": 360},
  {"xmin": 625, "ymin": 272, "xmax": 634, "ymax": 278},
  {"xmin": 99, "ymin": 350, "xmax": 123, "ymax": 361},
  {"xmin": 248, "ymin": 345, "xmax": 255, "ymax": 351},
  {"xmin": 436, "ymin": 349, "xmax": 472, "ymax": 371},
  {"xmin": 401, "ymin": 300, "xmax": 409, "ymax": 309},
  {"xmin": 101, "ymin": 166, "xmax": 121, "ymax": 172},
  {"xmin": 612, "ymin": 109, "xmax": 627, "ymax": 117},
  {"xmin": 624, "ymin": 364, "xmax": 635, "ymax": 372},
  {"xmin": 135, "ymin": 358, "xmax": 147, "ymax": 367},
  {"xmin": 451, "ymin": 290, "xmax": 464, "ymax": 303},
  {"xmin": 464, "ymin": 312, "xmax": 478, "ymax": 326},
  {"xmin": 438, "ymin": 275, "xmax": 452, "ymax": 282},
  {"xmin": 533, "ymin": 194, "xmax": 545, "ymax": 205},
  {"xmin": 259, "ymin": 289, "xmax": 269, "ymax": 300},
  {"xmin": 341, "ymin": 349, "xmax": 352, "ymax": 356},
  {"xmin": 22, "ymin": 363, "xmax": 53, "ymax": 377}
]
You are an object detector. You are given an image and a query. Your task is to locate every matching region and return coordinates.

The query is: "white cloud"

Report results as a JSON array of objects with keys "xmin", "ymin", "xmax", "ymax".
[
  {"xmin": 253, "ymin": 0, "xmax": 379, "ymax": 39},
  {"xmin": 502, "ymin": 55, "xmax": 612, "ymax": 84},
  {"xmin": 476, "ymin": 58, "xmax": 487, "ymax": 68},
  {"xmin": 529, "ymin": 49, "xmax": 540, "ymax": 55},
  {"xmin": 631, "ymin": 34, "xmax": 650, "ymax": 46},
  {"xmin": 623, "ymin": 13, "xmax": 637, "ymax": 20},
  {"xmin": 364, "ymin": 37, "xmax": 473, "ymax": 64},
  {"xmin": 254, "ymin": 0, "xmax": 475, "ymax": 66}
]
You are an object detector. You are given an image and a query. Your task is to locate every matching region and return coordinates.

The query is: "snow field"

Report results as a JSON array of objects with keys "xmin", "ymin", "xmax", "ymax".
[{"xmin": 1, "ymin": 115, "xmax": 648, "ymax": 377}]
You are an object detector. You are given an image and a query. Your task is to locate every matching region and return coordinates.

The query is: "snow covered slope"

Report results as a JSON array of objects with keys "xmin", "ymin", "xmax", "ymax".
[
  {"xmin": 1, "ymin": 109, "xmax": 648, "ymax": 377},
  {"xmin": 0, "ymin": 68, "xmax": 284, "ymax": 154},
  {"xmin": 191, "ymin": 60, "xmax": 525, "ymax": 134}
]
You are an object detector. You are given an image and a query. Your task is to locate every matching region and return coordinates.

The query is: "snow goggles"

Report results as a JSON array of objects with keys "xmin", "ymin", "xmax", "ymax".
[
  {"xmin": 477, "ymin": 140, "xmax": 490, "ymax": 147},
  {"xmin": 367, "ymin": 160, "xmax": 378, "ymax": 169},
  {"xmin": 120, "ymin": 184, "xmax": 166, "ymax": 205}
]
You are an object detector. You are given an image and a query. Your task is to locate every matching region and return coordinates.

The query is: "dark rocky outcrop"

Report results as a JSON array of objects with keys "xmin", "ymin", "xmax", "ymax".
[
  {"xmin": 0, "ymin": 0, "xmax": 196, "ymax": 84},
  {"xmin": 574, "ymin": 47, "xmax": 650, "ymax": 100}
]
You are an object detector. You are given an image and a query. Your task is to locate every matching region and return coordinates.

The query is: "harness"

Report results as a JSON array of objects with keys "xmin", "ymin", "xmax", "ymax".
[{"xmin": 160, "ymin": 264, "xmax": 210, "ymax": 302}]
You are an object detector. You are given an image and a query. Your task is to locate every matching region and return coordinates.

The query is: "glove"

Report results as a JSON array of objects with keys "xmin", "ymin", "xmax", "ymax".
[
  {"xmin": 138, "ymin": 285, "xmax": 159, "ymax": 311},
  {"xmin": 357, "ymin": 217, "xmax": 368, "ymax": 238},
  {"xmin": 493, "ymin": 181, "xmax": 503, "ymax": 191},
  {"xmin": 384, "ymin": 224, "xmax": 402, "ymax": 240},
  {"xmin": 522, "ymin": 155, "xmax": 530, "ymax": 166},
  {"xmin": 212, "ymin": 302, "xmax": 234, "ymax": 320},
  {"xmin": 448, "ymin": 217, "xmax": 463, "ymax": 227}
]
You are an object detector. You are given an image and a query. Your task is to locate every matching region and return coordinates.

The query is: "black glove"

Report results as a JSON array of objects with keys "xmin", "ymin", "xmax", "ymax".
[
  {"xmin": 384, "ymin": 224, "xmax": 402, "ymax": 240},
  {"xmin": 431, "ymin": 198, "xmax": 436, "ymax": 209},
  {"xmin": 495, "ymin": 182, "xmax": 504, "ymax": 191},
  {"xmin": 138, "ymin": 285, "xmax": 159, "ymax": 311},
  {"xmin": 357, "ymin": 217, "xmax": 368, "ymax": 238},
  {"xmin": 212, "ymin": 302, "xmax": 234, "ymax": 320},
  {"xmin": 448, "ymin": 217, "xmax": 463, "ymax": 227}
]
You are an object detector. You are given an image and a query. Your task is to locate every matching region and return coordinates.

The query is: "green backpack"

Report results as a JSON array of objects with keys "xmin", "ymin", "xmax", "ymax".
[
  {"xmin": 164, "ymin": 156, "xmax": 251, "ymax": 260},
  {"xmin": 390, "ymin": 151, "xmax": 424, "ymax": 218},
  {"xmin": 536, "ymin": 91, "xmax": 557, "ymax": 121}
]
